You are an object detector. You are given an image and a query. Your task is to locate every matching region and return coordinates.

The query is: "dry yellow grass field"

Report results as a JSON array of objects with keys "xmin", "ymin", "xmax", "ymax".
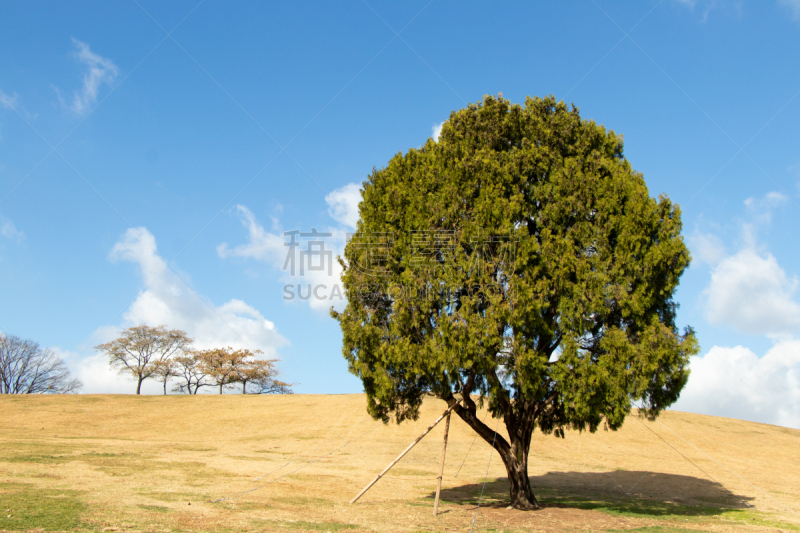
[{"xmin": 1, "ymin": 394, "xmax": 798, "ymax": 532}]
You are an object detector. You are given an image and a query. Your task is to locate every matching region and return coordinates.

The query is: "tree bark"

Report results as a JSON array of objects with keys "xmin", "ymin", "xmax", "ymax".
[
  {"xmin": 447, "ymin": 396, "xmax": 540, "ymax": 510},
  {"xmin": 499, "ymin": 444, "xmax": 539, "ymax": 509},
  {"xmin": 163, "ymin": 380, "xmax": 167, "ymax": 395},
  {"xmin": 136, "ymin": 376, "xmax": 143, "ymax": 395},
  {"xmin": 219, "ymin": 383, "xmax": 223, "ymax": 395}
]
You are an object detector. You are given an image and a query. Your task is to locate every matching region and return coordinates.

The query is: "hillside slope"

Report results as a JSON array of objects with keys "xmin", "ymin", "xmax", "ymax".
[{"xmin": 1, "ymin": 394, "xmax": 798, "ymax": 532}]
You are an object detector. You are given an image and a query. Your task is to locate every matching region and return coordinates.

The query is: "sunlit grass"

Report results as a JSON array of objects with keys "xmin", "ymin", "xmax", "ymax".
[{"xmin": 0, "ymin": 482, "xmax": 86, "ymax": 531}]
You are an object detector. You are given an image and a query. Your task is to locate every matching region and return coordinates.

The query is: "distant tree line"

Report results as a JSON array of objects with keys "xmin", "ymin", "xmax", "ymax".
[
  {"xmin": 95, "ymin": 325, "xmax": 293, "ymax": 395},
  {"xmin": 0, "ymin": 334, "xmax": 82, "ymax": 394}
]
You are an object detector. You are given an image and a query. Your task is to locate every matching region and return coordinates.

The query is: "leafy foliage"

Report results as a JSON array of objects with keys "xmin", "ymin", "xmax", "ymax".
[{"xmin": 332, "ymin": 95, "xmax": 698, "ymax": 508}]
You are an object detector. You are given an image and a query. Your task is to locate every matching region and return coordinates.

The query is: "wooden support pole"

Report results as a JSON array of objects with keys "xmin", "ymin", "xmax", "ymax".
[
  {"xmin": 350, "ymin": 402, "xmax": 459, "ymax": 504},
  {"xmin": 433, "ymin": 411, "xmax": 451, "ymax": 516}
]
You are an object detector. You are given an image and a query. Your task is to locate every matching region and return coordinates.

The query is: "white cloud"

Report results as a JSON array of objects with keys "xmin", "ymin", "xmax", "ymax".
[
  {"xmin": 56, "ymin": 38, "xmax": 119, "ymax": 114},
  {"xmin": 765, "ymin": 190, "xmax": 788, "ymax": 203},
  {"xmin": 672, "ymin": 0, "xmax": 744, "ymax": 21},
  {"xmin": 432, "ymin": 121, "xmax": 445, "ymax": 141},
  {"xmin": 109, "ymin": 227, "xmax": 288, "ymax": 354},
  {"xmin": 0, "ymin": 89, "xmax": 35, "ymax": 122},
  {"xmin": 779, "ymin": 0, "xmax": 800, "ymax": 21},
  {"xmin": 688, "ymin": 230, "xmax": 726, "ymax": 265},
  {"xmin": 218, "ymin": 201, "xmax": 350, "ymax": 312},
  {"xmin": 697, "ymin": 191, "xmax": 799, "ymax": 336},
  {"xmin": 0, "ymin": 214, "xmax": 24, "ymax": 242},
  {"xmin": 704, "ymin": 249, "xmax": 800, "ymax": 336},
  {"xmin": 743, "ymin": 190, "xmax": 787, "ymax": 224},
  {"xmin": 0, "ymin": 89, "xmax": 18, "ymax": 110},
  {"xmin": 217, "ymin": 205, "xmax": 286, "ymax": 264},
  {"xmin": 674, "ymin": 340, "xmax": 800, "ymax": 429},
  {"xmin": 325, "ymin": 183, "xmax": 361, "ymax": 230}
]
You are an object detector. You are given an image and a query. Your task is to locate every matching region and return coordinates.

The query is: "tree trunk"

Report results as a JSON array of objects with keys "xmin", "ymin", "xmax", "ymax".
[
  {"xmin": 163, "ymin": 380, "xmax": 167, "ymax": 395},
  {"xmin": 450, "ymin": 397, "xmax": 540, "ymax": 510},
  {"xmin": 242, "ymin": 381, "xmax": 246, "ymax": 394},
  {"xmin": 219, "ymin": 383, "xmax": 223, "ymax": 395},
  {"xmin": 136, "ymin": 376, "xmax": 143, "ymax": 395},
  {"xmin": 500, "ymin": 446, "xmax": 539, "ymax": 510}
]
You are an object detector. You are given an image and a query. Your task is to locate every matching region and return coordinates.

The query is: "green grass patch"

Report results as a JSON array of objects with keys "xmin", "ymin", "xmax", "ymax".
[
  {"xmin": 228, "ymin": 455, "xmax": 271, "ymax": 461},
  {"xmin": 606, "ymin": 526, "xmax": 701, "ymax": 533},
  {"xmin": 218, "ymin": 501, "xmax": 265, "ymax": 511},
  {"xmin": 287, "ymin": 473, "xmax": 339, "ymax": 483},
  {"xmin": 254, "ymin": 518, "xmax": 363, "ymax": 531},
  {"xmin": 272, "ymin": 495, "xmax": 333, "ymax": 508},
  {"xmin": 139, "ymin": 489, "xmax": 209, "ymax": 503},
  {"xmin": 392, "ymin": 468, "xmax": 434, "ymax": 477},
  {"xmin": 0, "ymin": 442, "xmax": 80, "ymax": 464},
  {"xmin": 30, "ymin": 472, "xmax": 63, "ymax": 479},
  {"xmin": 542, "ymin": 495, "xmax": 729, "ymax": 518},
  {"xmin": 542, "ymin": 495, "xmax": 800, "ymax": 531},
  {"xmin": 715, "ymin": 509, "xmax": 800, "ymax": 531},
  {"xmin": 172, "ymin": 446, "xmax": 217, "ymax": 452},
  {"xmin": 0, "ymin": 482, "xmax": 86, "ymax": 531},
  {"xmin": 137, "ymin": 504, "xmax": 170, "ymax": 513},
  {"xmin": 0, "ymin": 446, "xmax": 142, "ymax": 468},
  {"xmin": 285, "ymin": 434, "xmax": 321, "ymax": 441},
  {"xmin": 2, "ymin": 453, "xmax": 75, "ymax": 464}
]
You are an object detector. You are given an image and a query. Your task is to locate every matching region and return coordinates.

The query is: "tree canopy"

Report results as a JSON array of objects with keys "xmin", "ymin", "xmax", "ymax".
[
  {"xmin": 194, "ymin": 347, "xmax": 292, "ymax": 394},
  {"xmin": 332, "ymin": 95, "xmax": 698, "ymax": 509},
  {"xmin": 96, "ymin": 325, "xmax": 193, "ymax": 395}
]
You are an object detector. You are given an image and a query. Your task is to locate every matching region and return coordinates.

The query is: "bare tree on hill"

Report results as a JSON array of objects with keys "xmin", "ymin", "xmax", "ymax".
[
  {"xmin": 151, "ymin": 359, "xmax": 179, "ymax": 395},
  {"xmin": 196, "ymin": 347, "xmax": 294, "ymax": 395},
  {"xmin": 172, "ymin": 354, "xmax": 210, "ymax": 394},
  {"xmin": 95, "ymin": 325, "xmax": 193, "ymax": 394},
  {"xmin": 196, "ymin": 347, "xmax": 241, "ymax": 394},
  {"xmin": 239, "ymin": 359, "xmax": 293, "ymax": 394},
  {"xmin": 168, "ymin": 348, "xmax": 293, "ymax": 395},
  {"xmin": 0, "ymin": 334, "xmax": 82, "ymax": 394}
]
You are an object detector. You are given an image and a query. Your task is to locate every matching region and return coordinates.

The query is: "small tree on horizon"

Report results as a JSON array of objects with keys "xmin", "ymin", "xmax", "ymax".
[
  {"xmin": 151, "ymin": 359, "xmax": 179, "ymax": 395},
  {"xmin": 333, "ymin": 95, "xmax": 698, "ymax": 509},
  {"xmin": 172, "ymin": 354, "xmax": 209, "ymax": 394},
  {"xmin": 239, "ymin": 359, "xmax": 294, "ymax": 394},
  {"xmin": 96, "ymin": 325, "xmax": 193, "ymax": 394},
  {"xmin": 196, "ymin": 347, "xmax": 294, "ymax": 395},
  {"xmin": 196, "ymin": 347, "xmax": 245, "ymax": 394}
]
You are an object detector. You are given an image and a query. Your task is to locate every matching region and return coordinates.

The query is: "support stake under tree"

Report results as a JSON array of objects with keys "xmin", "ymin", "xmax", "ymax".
[
  {"xmin": 350, "ymin": 402, "xmax": 459, "ymax": 504},
  {"xmin": 433, "ymin": 410, "xmax": 451, "ymax": 516}
]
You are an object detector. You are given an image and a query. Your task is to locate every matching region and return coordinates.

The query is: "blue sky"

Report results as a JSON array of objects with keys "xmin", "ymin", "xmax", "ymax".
[{"xmin": 1, "ymin": 0, "xmax": 799, "ymax": 427}]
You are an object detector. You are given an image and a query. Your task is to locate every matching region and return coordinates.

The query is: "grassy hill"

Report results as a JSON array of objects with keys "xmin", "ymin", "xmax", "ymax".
[{"xmin": 0, "ymin": 394, "xmax": 798, "ymax": 532}]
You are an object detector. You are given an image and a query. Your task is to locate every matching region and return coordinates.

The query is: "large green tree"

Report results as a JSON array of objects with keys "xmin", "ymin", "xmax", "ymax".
[{"xmin": 332, "ymin": 95, "xmax": 698, "ymax": 509}]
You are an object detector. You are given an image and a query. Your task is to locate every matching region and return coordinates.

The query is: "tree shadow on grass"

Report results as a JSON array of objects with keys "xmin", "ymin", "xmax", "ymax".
[{"xmin": 432, "ymin": 470, "xmax": 754, "ymax": 518}]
